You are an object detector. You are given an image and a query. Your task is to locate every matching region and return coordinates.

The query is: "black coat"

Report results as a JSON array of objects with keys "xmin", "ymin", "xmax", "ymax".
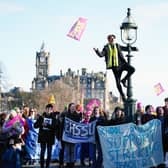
[
  {"xmin": 34, "ymin": 112, "xmax": 57, "ymax": 145},
  {"xmin": 95, "ymin": 43, "xmax": 137, "ymax": 69},
  {"xmin": 51, "ymin": 111, "xmax": 61, "ymax": 140},
  {"xmin": 90, "ymin": 116, "xmax": 107, "ymax": 143}
]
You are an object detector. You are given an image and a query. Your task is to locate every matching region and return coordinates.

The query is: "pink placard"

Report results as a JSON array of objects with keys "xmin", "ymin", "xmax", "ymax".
[{"xmin": 67, "ymin": 17, "xmax": 87, "ymax": 41}]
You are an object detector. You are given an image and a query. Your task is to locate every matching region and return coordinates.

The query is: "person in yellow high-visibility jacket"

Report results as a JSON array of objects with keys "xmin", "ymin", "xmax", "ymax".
[{"xmin": 93, "ymin": 34, "xmax": 138, "ymax": 102}]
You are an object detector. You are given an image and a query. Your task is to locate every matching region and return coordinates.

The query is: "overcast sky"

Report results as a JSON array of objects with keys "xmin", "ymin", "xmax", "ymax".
[{"xmin": 0, "ymin": 0, "xmax": 168, "ymax": 108}]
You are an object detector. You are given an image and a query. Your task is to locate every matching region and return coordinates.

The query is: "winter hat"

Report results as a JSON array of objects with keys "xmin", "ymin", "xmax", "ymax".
[{"xmin": 48, "ymin": 94, "xmax": 56, "ymax": 105}]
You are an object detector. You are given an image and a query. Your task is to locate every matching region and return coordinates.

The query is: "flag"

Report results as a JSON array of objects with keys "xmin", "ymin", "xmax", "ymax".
[
  {"xmin": 67, "ymin": 17, "xmax": 87, "ymax": 41},
  {"xmin": 154, "ymin": 82, "xmax": 164, "ymax": 96}
]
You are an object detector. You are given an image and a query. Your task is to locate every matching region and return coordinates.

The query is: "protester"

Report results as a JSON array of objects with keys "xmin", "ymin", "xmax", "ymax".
[
  {"xmin": 51, "ymin": 105, "xmax": 62, "ymax": 167},
  {"xmin": 134, "ymin": 102, "xmax": 144, "ymax": 125},
  {"xmin": 1, "ymin": 110, "xmax": 24, "ymax": 168},
  {"xmin": 80, "ymin": 111, "xmax": 94, "ymax": 166},
  {"xmin": 156, "ymin": 106, "xmax": 168, "ymax": 168},
  {"xmin": 156, "ymin": 107, "xmax": 167, "ymax": 157},
  {"xmin": 111, "ymin": 106, "xmax": 126, "ymax": 125},
  {"xmin": 93, "ymin": 34, "xmax": 138, "ymax": 101},
  {"xmin": 28, "ymin": 108, "xmax": 36, "ymax": 120},
  {"xmin": 21, "ymin": 106, "xmax": 30, "ymax": 164},
  {"xmin": 34, "ymin": 104, "xmax": 57, "ymax": 168},
  {"xmin": 1, "ymin": 110, "xmax": 24, "ymax": 141},
  {"xmin": 90, "ymin": 106, "xmax": 106, "ymax": 168},
  {"xmin": 163, "ymin": 97, "xmax": 168, "ymax": 117},
  {"xmin": 0, "ymin": 112, "xmax": 7, "ymax": 128},
  {"xmin": 163, "ymin": 103, "xmax": 168, "ymax": 162},
  {"xmin": 75, "ymin": 104, "xmax": 83, "ymax": 114},
  {"xmin": 62, "ymin": 103, "xmax": 82, "ymax": 168},
  {"xmin": 141, "ymin": 105, "xmax": 156, "ymax": 124},
  {"xmin": 0, "ymin": 112, "xmax": 9, "ymax": 161},
  {"xmin": 58, "ymin": 106, "xmax": 68, "ymax": 168},
  {"xmin": 23, "ymin": 108, "xmax": 38, "ymax": 165}
]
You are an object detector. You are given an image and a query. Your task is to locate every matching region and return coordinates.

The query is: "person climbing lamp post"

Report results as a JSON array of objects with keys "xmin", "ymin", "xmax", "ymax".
[{"xmin": 120, "ymin": 8, "xmax": 138, "ymax": 122}]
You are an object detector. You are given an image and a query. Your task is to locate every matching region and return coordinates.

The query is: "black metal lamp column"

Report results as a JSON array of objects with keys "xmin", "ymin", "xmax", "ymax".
[{"xmin": 120, "ymin": 8, "xmax": 138, "ymax": 122}]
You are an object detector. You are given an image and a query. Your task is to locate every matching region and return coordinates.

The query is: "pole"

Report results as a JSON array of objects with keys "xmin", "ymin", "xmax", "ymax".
[
  {"xmin": 127, "ymin": 44, "xmax": 134, "ymax": 99},
  {"xmin": 124, "ymin": 44, "xmax": 136, "ymax": 123}
]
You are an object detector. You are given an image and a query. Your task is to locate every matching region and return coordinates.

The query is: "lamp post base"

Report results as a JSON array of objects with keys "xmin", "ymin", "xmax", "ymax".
[{"xmin": 124, "ymin": 98, "xmax": 137, "ymax": 123}]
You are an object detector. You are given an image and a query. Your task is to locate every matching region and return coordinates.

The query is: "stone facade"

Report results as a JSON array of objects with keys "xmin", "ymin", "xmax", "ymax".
[{"xmin": 32, "ymin": 43, "xmax": 110, "ymax": 110}]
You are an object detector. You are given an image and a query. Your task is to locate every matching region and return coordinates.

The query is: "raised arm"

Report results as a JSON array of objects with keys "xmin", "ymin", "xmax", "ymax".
[{"xmin": 93, "ymin": 47, "xmax": 106, "ymax": 57}]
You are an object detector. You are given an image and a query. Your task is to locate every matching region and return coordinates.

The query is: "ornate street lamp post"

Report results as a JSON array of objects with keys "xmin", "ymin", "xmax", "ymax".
[{"xmin": 120, "ymin": 8, "xmax": 138, "ymax": 122}]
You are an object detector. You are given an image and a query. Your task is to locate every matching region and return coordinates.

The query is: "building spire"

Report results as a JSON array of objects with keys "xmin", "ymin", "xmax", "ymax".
[{"xmin": 40, "ymin": 41, "xmax": 45, "ymax": 52}]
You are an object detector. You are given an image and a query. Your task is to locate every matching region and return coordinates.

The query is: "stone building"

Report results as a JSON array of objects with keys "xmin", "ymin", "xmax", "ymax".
[
  {"xmin": 32, "ymin": 42, "xmax": 60, "ymax": 90},
  {"xmin": 32, "ymin": 43, "xmax": 112, "ymax": 111}
]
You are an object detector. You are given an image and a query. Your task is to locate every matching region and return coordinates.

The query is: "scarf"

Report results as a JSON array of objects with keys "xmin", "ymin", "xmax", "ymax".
[{"xmin": 107, "ymin": 44, "xmax": 118, "ymax": 68}]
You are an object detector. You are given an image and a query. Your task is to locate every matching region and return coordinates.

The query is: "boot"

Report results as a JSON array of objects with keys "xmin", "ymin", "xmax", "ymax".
[{"xmin": 81, "ymin": 159, "xmax": 85, "ymax": 166}]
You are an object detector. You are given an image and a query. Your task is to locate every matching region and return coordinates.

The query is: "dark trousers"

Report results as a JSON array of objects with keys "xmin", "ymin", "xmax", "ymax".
[
  {"xmin": 59, "ymin": 141, "xmax": 75, "ymax": 168},
  {"xmin": 40, "ymin": 143, "xmax": 52, "ymax": 168},
  {"xmin": 81, "ymin": 142, "xmax": 95, "ymax": 163},
  {"xmin": 112, "ymin": 63, "xmax": 135, "ymax": 99},
  {"xmin": 91, "ymin": 142, "xmax": 102, "ymax": 168},
  {"xmin": 59, "ymin": 140, "xmax": 65, "ymax": 166}
]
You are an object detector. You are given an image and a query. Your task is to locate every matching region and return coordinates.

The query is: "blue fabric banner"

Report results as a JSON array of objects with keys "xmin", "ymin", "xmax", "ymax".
[
  {"xmin": 25, "ymin": 119, "xmax": 39, "ymax": 160},
  {"xmin": 62, "ymin": 117, "xmax": 97, "ymax": 143},
  {"xmin": 97, "ymin": 119, "xmax": 164, "ymax": 168},
  {"xmin": 25, "ymin": 119, "xmax": 81, "ymax": 161}
]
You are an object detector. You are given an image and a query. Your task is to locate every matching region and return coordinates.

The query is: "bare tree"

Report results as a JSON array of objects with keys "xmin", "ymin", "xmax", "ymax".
[
  {"xmin": 0, "ymin": 62, "xmax": 13, "ymax": 111},
  {"xmin": 33, "ymin": 79, "xmax": 81, "ymax": 113}
]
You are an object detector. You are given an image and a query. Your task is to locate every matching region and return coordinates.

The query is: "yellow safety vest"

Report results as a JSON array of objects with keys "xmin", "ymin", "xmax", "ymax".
[{"xmin": 107, "ymin": 44, "xmax": 118, "ymax": 68}]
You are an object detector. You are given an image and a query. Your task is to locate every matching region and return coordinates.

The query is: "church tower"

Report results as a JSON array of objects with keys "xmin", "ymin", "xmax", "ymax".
[{"xmin": 32, "ymin": 42, "xmax": 50, "ymax": 90}]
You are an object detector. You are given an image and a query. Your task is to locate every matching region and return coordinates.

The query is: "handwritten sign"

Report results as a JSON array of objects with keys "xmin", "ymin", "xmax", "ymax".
[{"xmin": 97, "ymin": 119, "xmax": 164, "ymax": 168}]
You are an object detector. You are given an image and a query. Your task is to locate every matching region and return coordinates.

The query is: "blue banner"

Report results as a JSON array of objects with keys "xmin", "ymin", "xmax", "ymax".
[
  {"xmin": 25, "ymin": 119, "xmax": 81, "ymax": 161},
  {"xmin": 62, "ymin": 117, "xmax": 97, "ymax": 143},
  {"xmin": 25, "ymin": 119, "xmax": 39, "ymax": 159},
  {"xmin": 97, "ymin": 119, "xmax": 164, "ymax": 168}
]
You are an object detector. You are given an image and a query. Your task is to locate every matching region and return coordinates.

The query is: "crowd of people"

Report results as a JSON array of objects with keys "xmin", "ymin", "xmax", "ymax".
[{"xmin": 0, "ymin": 97, "xmax": 168, "ymax": 168}]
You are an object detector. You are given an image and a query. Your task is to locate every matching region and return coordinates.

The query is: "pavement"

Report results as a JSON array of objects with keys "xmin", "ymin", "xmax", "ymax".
[
  {"xmin": 22, "ymin": 165, "xmax": 88, "ymax": 168},
  {"xmin": 20, "ymin": 153, "xmax": 168, "ymax": 168},
  {"xmin": 21, "ymin": 159, "xmax": 168, "ymax": 168},
  {"xmin": 22, "ymin": 164, "xmax": 89, "ymax": 168},
  {"xmin": 22, "ymin": 161, "xmax": 89, "ymax": 168}
]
